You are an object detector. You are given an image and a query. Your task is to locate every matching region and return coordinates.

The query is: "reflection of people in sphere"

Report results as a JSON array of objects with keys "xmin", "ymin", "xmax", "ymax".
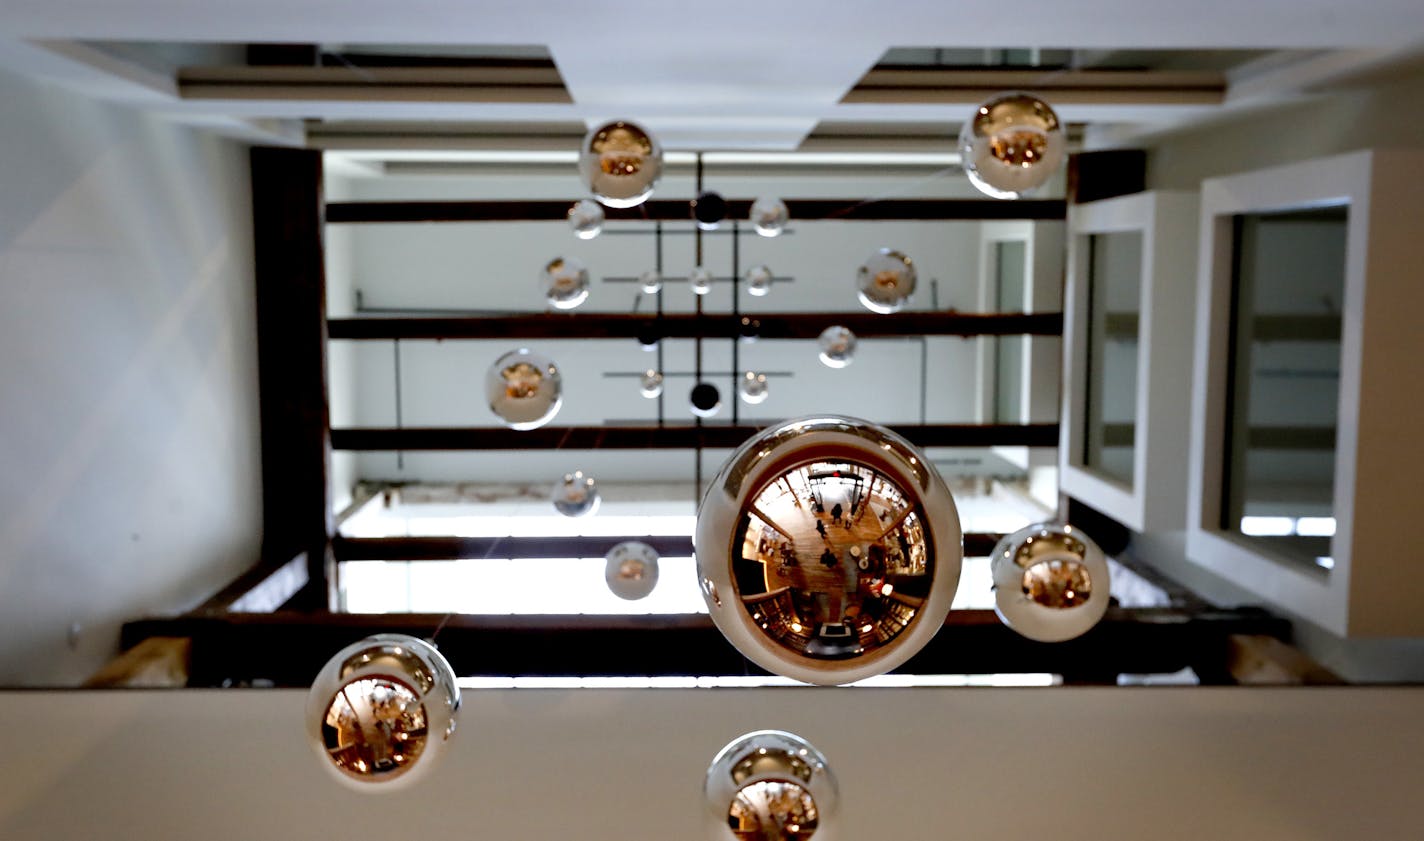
[
  {"xmin": 595, "ymin": 126, "xmax": 650, "ymax": 175},
  {"xmin": 501, "ymin": 362, "xmax": 544, "ymax": 399}
]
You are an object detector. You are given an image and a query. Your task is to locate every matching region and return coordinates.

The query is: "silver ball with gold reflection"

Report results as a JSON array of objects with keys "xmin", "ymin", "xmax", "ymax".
[
  {"xmin": 817, "ymin": 326, "xmax": 856, "ymax": 369},
  {"xmin": 578, "ymin": 119, "xmax": 663, "ymax": 209},
  {"xmin": 745, "ymin": 264, "xmax": 774, "ymax": 297},
  {"xmin": 567, "ymin": 199, "xmax": 604, "ymax": 240},
  {"xmin": 856, "ymin": 248, "xmax": 915, "ymax": 314},
  {"xmin": 738, "ymin": 371, "xmax": 769, "ymax": 405},
  {"xmin": 695, "ymin": 415, "xmax": 963, "ymax": 685},
  {"xmin": 749, "ymin": 196, "xmax": 790, "ymax": 238},
  {"xmin": 704, "ymin": 730, "xmax": 837, "ymax": 841},
  {"xmin": 959, "ymin": 92, "xmax": 1065, "ymax": 200},
  {"xmin": 991, "ymin": 522, "xmax": 1110, "ymax": 642},
  {"xmin": 605, "ymin": 540, "xmax": 660, "ymax": 600},
  {"xmin": 306, "ymin": 634, "xmax": 460, "ymax": 790},
  {"xmin": 486, "ymin": 348, "xmax": 563, "ymax": 430},
  {"xmin": 552, "ymin": 470, "xmax": 600, "ymax": 518},
  {"xmin": 541, "ymin": 256, "xmax": 590, "ymax": 311}
]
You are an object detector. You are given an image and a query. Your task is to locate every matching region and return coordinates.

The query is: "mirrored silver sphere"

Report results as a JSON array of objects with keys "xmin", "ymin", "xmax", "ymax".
[
  {"xmin": 691, "ymin": 266, "xmax": 714, "ymax": 296},
  {"xmin": 486, "ymin": 348, "xmax": 563, "ymax": 430},
  {"xmin": 746, "ymin": 264, "xmax": 774, "ymax": 297},
  {"xmin": 856, "ymin": 248, "xmax": 916, "ymax": 314},
  {"xmin": 817, "ymin": 326, "xmax": 856, "ymax": 369},
  {"xmin": 578, "ymin": 119, "xmax": 663, "ymax": 208},
  {"xmin": 567, "ymin": 199, "xmax": 604, "ymax": 240},
  {"xmin": 959, "ymin": 92, "xmax": 1065, "ymax": 200},
  {"xmin": 605, "ymin": 540, "xmax": 660, "ymax": 600},
  {"xmin": 696, "ymin": 416, "xmax": 963, "ymax": 685},
  {"xmin": 705, "ymin": 730, "xmax": 837, "ymax": 841},
  {"xmin": 640, "ymin": 369, "xmax": 665, "ymax": 398},
  {"xmin": 991, "ymin": 522, "xmax": 1110, "ymax": 642},
  {"xmin": 738, "ymin": 371, "xmax": 769, "ymax": 405},
  {"xmin": 541, "ymin": 256, "xmax": 590, "ymax": 311},
  {"xmin": 750, "ymin": 196, "xmax": 790, "ymax": 238},
  {"xmin": 306, "ymin": 634, "xmax": 460, "ymax": 790},
  {"xmin": 552, "ymin": 470, "xmax": 600, "ymax": 518},
  {"xmin": 640, "ymin": 269, "xmax": 664, "ymax": 295}
]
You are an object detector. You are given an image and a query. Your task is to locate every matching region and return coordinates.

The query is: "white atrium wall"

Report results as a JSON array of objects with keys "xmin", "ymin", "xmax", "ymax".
[
  {"xmin": 2, "ymin": 686, "xmax": 1422, "ymax": 840},
  {"xmin": 326, "ymin": 167, "xmax": 1062, "ymax": 491},
  {"xmin": 1132, "ymin": 65, "xmax": 1424, "ymax": 681},
  {"xmin": 0, "ymin": 66, "xmax": 262, "ymax": 685}
]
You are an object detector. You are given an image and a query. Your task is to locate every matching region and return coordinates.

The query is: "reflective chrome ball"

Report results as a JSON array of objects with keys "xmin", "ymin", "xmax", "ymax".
[
  {"xmin": 991, "ymin": 522, "xmax": 1110, "ymax": 642},
  {"xmin": 691, "ymin": 382, "xmax": 722, "ymax": 418},
  {"xmin": 746, "ymin": 264, "xmax": 774, "ymax": 297},
  {"xmin": 640, "ymin": 369, "xmax": 665, "ymax": 399},
  {"xmin": 959, "ymin": 92, "xmax": 1065, "ymax": 200},
  {"xmin": 817, "ymin": 326, "xmax": 856, "ymax": 369},
  {"xmin": 691, "ymin": 266, "xmax": 714, "ymax": 296},
  {"xmin": 750, "ymin": 196, "xmax": 790, "ymax": 238},
  {"xmin": 486, "ymin": 348, "xmax": 563, "ymax": 430},
  {"xmin": 579, "ymin": 119, "xmax": 663, "ymax": 208},
  {"xmin": 640, "ymin": 269, "xmax": 664, "ymax": 295},
  {"xmin": 605, "ymin": 540, "xmax": 660, "ymax": 600},
  {"xmin": 739, "ymin": 371, "xmax": 769, "ymax": 405},
  {"xmin": 696, "ymin": 416, "xmax": 963, "ymax": 684},
  {"xmin": 306, "ymin": 634, "xmax": 460, "ymax": 790},
  {"xmin": 856, "ymin": 249, "xmax": 915, "ymax": 314},
  {"xmin": 693, "ymin": 190, "xmax": 728, "ymax": 231},
  {"xmin": 541, "ymin": 256, "xmax": 590, "ymax": 311},
  {"xmin": 705, "ymin": 730, "xmax": 837, "ymax": 841},
  {"xmin": 552, "ymin": 470, "xmax": 600, "ymax": 518},
  {"xmin": 567, "ymin": 199, "xmax": 605, "ymax": 240}
]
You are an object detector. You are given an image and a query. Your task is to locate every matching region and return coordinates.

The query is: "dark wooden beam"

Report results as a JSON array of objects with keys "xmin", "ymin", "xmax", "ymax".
[
  {"xmin": 250, "ymin": 146, "xmax": 333, "ymax": 606},
  {"xmin": 325, "ymin": 198, "xmax": 1067, "ymax": 224},
  {"xmin": 1068, "ymin": 149, "xmax": 1147, "ymax": 204},
  {"xmin": 328, "ymin": 311, "xmax": 1064, "ymax": 341},
  {"xmin": 333, "ymin": 533, "xmax": 1008, "ymax": 561},
  {"xmin": 120, "ymin": 606, "xmax": 1290, "ymax": 687},
  {"xmin": 330, "ymin": 423, "xmax": 1061, "ymax": 451}
]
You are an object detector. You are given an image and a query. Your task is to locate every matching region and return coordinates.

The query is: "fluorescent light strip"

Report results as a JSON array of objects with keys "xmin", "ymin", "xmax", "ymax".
[{"xmin": 457, "ymin": 673, "xmax": 1057, "ymax": 690}]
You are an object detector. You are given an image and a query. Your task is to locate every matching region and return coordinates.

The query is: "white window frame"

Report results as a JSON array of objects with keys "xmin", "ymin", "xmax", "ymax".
[{"xmin": 1185, "ymin": 149, "xmax": 1424, "ymax": 637}]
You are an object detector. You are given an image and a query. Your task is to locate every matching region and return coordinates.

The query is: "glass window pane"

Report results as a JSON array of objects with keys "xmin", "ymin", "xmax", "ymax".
[
  {"xmin": 993, "ymin": 240, "xmax": 1027, "ymax": 423},
  {"xmin": 1223, "ymin": 207, "xmax": 1346, "ymax": 569},
  {"xmin": 1082, "ymin": 231, "xmax": 1142, "ymax": 487}
]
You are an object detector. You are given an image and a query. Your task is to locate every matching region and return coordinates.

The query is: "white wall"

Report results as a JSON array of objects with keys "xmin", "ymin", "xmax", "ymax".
[
  {"xmin": 0, "ymin": 66, "xmax": 262, "ymax": 685},
  {"xmin": 0, "ymin": 686, "xmax": 1421, "ymax": 840}
]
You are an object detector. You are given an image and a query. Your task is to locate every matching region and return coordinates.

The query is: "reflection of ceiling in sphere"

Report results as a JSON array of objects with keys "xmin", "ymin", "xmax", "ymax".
[
  {"xmin": 1012, "ymin": 532, "xmax": 1093, "ymax": 609},
  {"xmin": 729, "ymin": 780, "xmax": 819, "ymax": 841},
  {"xmin": 733, "ymin": 460, "xmax": 931, "ymax": 660},
  {"xmin": 321, "ymin": 676, "xmax": 430, "ymax": 780},
  {"xmin": 501, "ymin": 361, "xmax": 544, "ymax": 398}
]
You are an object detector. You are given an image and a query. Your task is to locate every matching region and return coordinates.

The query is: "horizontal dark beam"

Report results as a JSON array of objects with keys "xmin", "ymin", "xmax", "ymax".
[
  {"xmin": 122, "ymin": 606, "xmax": 1290, "ymax": 687},
  {"xmin": 328, "ymin": 311, "xmax": 1064, "ymax": 341},
  {"xmin": 325, "ymin": 198, "xmax": 1067, "ymax": 224},
  {"xmin": 333, "ymin": 533, "xmax": 1007, "ymax": 561},
  {"xmin": 330, "ymin": 423, "xmax": 1061, "ymax": 451}
]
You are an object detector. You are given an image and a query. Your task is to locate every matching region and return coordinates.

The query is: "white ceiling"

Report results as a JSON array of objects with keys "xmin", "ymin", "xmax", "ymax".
[{"xmin": 2, "ymin": 0, "xmax": 1423, "ymax": 148}]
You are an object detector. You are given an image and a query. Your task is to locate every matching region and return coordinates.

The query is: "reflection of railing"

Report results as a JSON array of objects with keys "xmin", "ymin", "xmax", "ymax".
[{"xmin": 1099, "ymin": 424, "xmax": 1335, "ymax": 449}]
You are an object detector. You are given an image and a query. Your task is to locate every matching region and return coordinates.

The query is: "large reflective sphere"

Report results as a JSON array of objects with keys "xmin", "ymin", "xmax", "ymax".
[
  {"xmin": 605, "ymin": 540, "xmax": 660, "ymax": 600},
  {"xmin": 579, "ymin": 119, "xmax": 663, "ymax": 208},
  {"xmin": 541, "ymin": 256, "xmax": 590, "ymax": 311},
  {"xmin": 640, "ymin": 269, "xmax": 663, "ymax": 295},
  {"xmin": 959, "ymin": 92, "xmax": 1065, "ymax": 199},
  {"xmin": 750, "ymin": 196, "xmax": 790, "ymax": 238},
  {"xmin": 552, "ymin": 470, "xmax": 600, "ymax": 518},
  {"xmin": 567, "ymin": 199, "xmax": 604, "ymax": 240},
  {"xmin": 856, "ymin": 249, "xmax": 915, "ymax": 314},
  {"xmin": 305, "ymin": 634, "xmax": 460, "ymax": 790},
  {"xmin": 705, "ymin": 730, "xmax": 837, "ymax": 841},
  {"xmin": 640, "ymin": 369, "xmax": 665, "ymax": 398},
  {"xmin": 486, "ymin": 348, "xmax": 563, "ymax": 430},
  {"xmin": 746, "ymin": 265, "xmax": 774, "ymax": 297},
  {"xmin": 739, "ymin": 371, "xmax": 769, "ymax": 405},
  {"xmin": 817, "ymin": 326, "xmax": 856, "ymax": 369},
  {"xmin": 991, "ymin": 522, "xmax": 1110, "ymax": 642},
  {"xmin": 696, "ymin": 416, "xmax": 963, "ymax": 684},
  {"xmin": 691, "ymin": 266, "xmax": 714, "ymax": 296}
]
